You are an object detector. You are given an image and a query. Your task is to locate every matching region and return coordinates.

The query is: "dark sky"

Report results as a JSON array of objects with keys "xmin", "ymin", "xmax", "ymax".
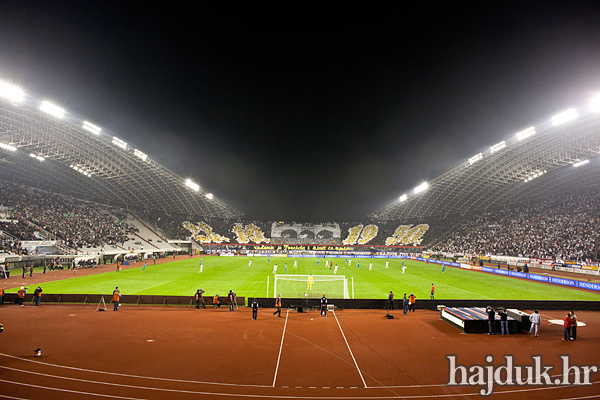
[{"xmin": 1, "ymin": 1, "xmax": 599, "ymax": 221}]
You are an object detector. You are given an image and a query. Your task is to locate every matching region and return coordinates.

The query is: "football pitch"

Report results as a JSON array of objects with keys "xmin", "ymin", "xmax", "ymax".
[{"xmin": 25, "ymin": 257, "xmax": 600, "ymax": 301}]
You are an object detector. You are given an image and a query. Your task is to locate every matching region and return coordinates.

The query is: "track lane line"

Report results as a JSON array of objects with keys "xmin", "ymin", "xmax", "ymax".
[
  {"xmin": 333, "ymin": 310, "xmax": 367, "ymax": 388},
  {"xmin": 272, "ymin": 308, "xmax": 289, "ymax": 387}
]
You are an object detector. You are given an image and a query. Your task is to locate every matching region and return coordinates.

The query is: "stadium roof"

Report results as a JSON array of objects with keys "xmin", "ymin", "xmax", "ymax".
[
  {"xmin": 370, "ymin": 102, "xmax": 600, "ymax": 222},
  {"xmin": 0, "ymin": 85, "xmax": 244, "ymax": 220}
]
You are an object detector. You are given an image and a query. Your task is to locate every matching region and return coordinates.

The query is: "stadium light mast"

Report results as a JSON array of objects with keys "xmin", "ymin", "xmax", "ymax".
[
  {"xmin": 573, "ymin": 160, "xmax": 589, "ymax": 168},
  {"xmin": 83, "ymin": 121, "xmax": 101, "ymax": 135},
  {"xmin": 552, "ymin": 109, "xmax": 577, "ymax": 125},
  {"xmin": 516, "ymin": 126, "xmax": 536, "ymax": 141},
  {"xmin": 490, "ymin": 141, "xmax": 506, "ymax": 153},
  {"xmin": 468, "ymin": 153, "xmax": 483, "ymax": 165},
  {"xmin": 0, "ymin": 143, "xmax": 17, "ymax": 152},
  {"xmin": 591, "ymin": 95, "xmax": 600, "ymax": 112},
  {"xmin": 0, "ymin": 81, "xmax": 24, "ymax": 102},
  {"xmin": 40, "ymin": 101, "xmax": 65, "ymax": 118},
  {"xmin": 186, "ymin": 179, "xmax": 199, "ymax": 192},
  {"xmin": 414, "ymin": 182, "xmax": 428, "ymax": 194}
]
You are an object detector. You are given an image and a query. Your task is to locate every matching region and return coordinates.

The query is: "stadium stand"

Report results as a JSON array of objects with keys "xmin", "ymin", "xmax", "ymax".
[{"xmin": 430, "ymin": 191, "xmax": 600, "ymax": 262}]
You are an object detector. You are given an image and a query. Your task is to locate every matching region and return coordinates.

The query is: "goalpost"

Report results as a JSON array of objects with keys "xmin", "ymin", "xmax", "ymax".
[{"xmin": 273, "ymin": 275, "xmax": 349, "ymax": 299}]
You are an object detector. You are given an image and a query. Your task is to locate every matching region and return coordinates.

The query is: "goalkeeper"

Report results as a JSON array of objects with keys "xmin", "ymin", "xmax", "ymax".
[{"xmin": 307, "ymin": 274, "xmax": 314, "ymax": 290}]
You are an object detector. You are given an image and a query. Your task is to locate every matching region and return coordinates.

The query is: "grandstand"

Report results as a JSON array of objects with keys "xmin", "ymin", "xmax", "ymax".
[
  {"xmin": 369, "ymin": 103, "xmax": 600, "ymax": 222},
  {"xmin": 0, "ymin": 86, "xmax": 243, "ymax": 222}
]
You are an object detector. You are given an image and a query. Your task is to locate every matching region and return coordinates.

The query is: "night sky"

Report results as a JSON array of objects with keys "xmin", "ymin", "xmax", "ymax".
[{"xmin": 1, "ymin": 1, "xmax": 599, "ymax": 221}]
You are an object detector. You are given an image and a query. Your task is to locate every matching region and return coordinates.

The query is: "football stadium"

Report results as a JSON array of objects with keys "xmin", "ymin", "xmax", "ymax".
[{"xmin": 1, "ymin": 4, "xmax": 600, "ymax": 400}]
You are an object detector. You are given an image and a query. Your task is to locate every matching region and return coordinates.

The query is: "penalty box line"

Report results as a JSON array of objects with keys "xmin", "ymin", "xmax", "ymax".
[{"xmin": 333, "ymin": 310, "xmax": 367, "ymax": 388}]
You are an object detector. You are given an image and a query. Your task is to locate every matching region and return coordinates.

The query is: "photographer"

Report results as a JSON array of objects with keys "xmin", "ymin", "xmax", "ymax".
[
  {"xmin": 18, "ymin": 286, "xmax": 27, "ymax": 307},
  {"xmin": 33, "ymin": 286, "xmax": 42, "ymax": 306}
]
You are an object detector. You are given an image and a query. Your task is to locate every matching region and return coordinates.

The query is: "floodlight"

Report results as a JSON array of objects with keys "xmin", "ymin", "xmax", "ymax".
[
  {"xmin": 468, "ymin": 153, "xmax": 483, "ymax": 165},
  {"xmin": 112, "ymin": 136, "xmax": 127, "ymax": 149},
  {"xmin": 516, "ymin": 126, "xmax": 536, "ymax": 141},
  {"xmin": 83, "ymin": 121, "xmax": 101, "ymax": 135},
  {"xmin": 206, "ymin": 193, "xmax": 213, "ymax": 199},
  {"xmin": 134, "ymin": 149, "xmax": 148, "ymax": 161},
  {"xmin": 0, "ymin": 81, "xmax": 24, "ymax": 102},
  {"xmin": 414, "ymin": 182, "xmax": 428, "ymax": 194},
  {"xmin": 591, "ymin": 96, "xmax": 600, "ymax": 112},
  {"xmin": 0, "ymin": 143, "xmax": 17, "ymax": 151},
  {"xmin": 552, "ymin": 109, "xmax": 577, "ymax": 125},
  {"xmin": 490, "ymin": 141, "xmax": 506, "ymax": 153},
  {"xmin": 399, "ymin": 194, "xmax": 407, "ymax": 202},
  {"xmin": 186, "ymin": 179, "xmax": 199, "ymax": 191},
  {"xmin": 573, "ymin": 160, "xmax": 589, "ymax": 168},
  {"xmin": 29, "ymin": 153, "xmax": 45, "ymax": 161},
  {"xmin": 40, "ymin": 101, "xmax": 65, "ymax": 118}
]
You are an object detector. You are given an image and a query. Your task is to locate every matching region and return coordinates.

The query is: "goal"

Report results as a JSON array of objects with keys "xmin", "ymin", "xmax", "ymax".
[{"xmin": 274, "ymin": 275, "xmax": 349, "ymax": 299}]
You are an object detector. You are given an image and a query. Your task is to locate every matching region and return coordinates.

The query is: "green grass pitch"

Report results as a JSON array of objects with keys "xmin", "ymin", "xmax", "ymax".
[{"xmin": 16, "ymin": 257, "xmax": 600, "ymax": 301}]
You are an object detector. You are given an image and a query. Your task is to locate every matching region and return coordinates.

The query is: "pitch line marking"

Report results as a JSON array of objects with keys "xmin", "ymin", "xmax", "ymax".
[
  {"xmin": 128, "ymin": 280, "xmax": 172, "ymax": 294},
  {"xmin": 272, "ymin": 308, "xmax": 289, "ymax": 387},
  {"xmin": 333, "ymin": 310, "xmax": 368, "ymax": 388}
]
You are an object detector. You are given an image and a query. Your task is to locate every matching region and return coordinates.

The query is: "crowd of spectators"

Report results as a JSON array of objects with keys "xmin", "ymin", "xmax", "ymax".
[
  {"xmin": 430, "ymin": 192, "xmax": 600, "ymax": 262},
  {"xmin": 0, "ymin": 181, "xmax": 133, "ymax": 250}
]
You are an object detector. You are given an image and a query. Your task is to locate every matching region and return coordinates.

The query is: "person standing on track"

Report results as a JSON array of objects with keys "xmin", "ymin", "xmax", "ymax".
[
  {"xmin": 528, "ymin": 310, "xmax": 541, "ymax": 336},
  {"xmin": 388, "ymin": 291, "xmax": 394, "ymax": 312},
  {"xmin": 195, "ymin": 289, "xmax": 206, "ymax": 309},
  {"xmin": 18, "ymin": 286, "xmax": 25, "ymax": 307},
  {"xmin": 227, "ymin": 290, "xmax": 235, "ymax": 311},
  {"xmin": 213, "ymin": 294, "xmax": 220, "ymax": 308},
  {"xmin": 251, "ymin": 298, "xmax": 259, "ymax": 320},
  {"xmin": 0, "ymin": 287, "xmax": 4, "ymax": 306},
  {"xmin": 273, "ymin": 294, "xmax": 282, "ymax": 317},
  {"xmin": 563, "ymin": 313, "xmax": 573, "ymax": 341},
  {"xmin": 486, "ymin": 306, "xmax": 496, "ymax": 335},
  {"xmin": 402, "ymin": 293, "xmax": 408, "ymax": 315},
  {"xmin": 112, "ymin": 287, "xmax": 120, "ymax": 311},
  {"xmin": 570, "ymin": 311, "xmax": 578, "ymax": 340},
  {"xmin": 408, "ymin": 293, "xmax": 416, "ymax": 312},
  {"xmin": 33, "ymin": 286, "xmax": 42, "ymax": 306},
  {"xmin": 320, "ymin": 294, "xmax": 328, "ymax": 317}
]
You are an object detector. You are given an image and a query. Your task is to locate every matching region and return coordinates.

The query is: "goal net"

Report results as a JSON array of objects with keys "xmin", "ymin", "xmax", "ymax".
[{"xmin": 274, "ymin": 275, "xmax": 349, "ymax": 299}]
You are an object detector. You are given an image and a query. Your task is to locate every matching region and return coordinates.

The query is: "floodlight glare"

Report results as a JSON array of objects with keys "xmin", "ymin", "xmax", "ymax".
[
  {"xmin": 399, "ymin": 194, "xmax": 408, "ymax": 202},
  {"xmin": 591, "ymin": 96, "xmax": 600, "ymax": 112},
  {"xmin": 490, "ymin": 141, "xmax": 506, "ymax": 153},
  {"xmin": 134, "ymin": 149, "xmax": 148, "ymax": 161},
  {"xmin": 414, "ymin": 182, "xmax": 428, "ymax": 194},
  {"xmin": 552, "ymin": 109, "xmax": 577, "ymax": 125},
  {"xmin": 573, "ymin": 160, "xmax": 589, "ymax": 168},
  {"xmin": 516, "ymin": 126, "xmax": 536, "ymax": 141},
  {"xmin": 112, "ymin": 136, "xmax": 127, "ymax": 150},
  {"xmin": 206, "ymin": 193, "xmax": 214, "ymax": 199},
  {"xmin": 468, "ymin": 153, "xmax": 483, "ymax": 165},
  {"xmin": 40, "ymin": 101, "xmax": 65, "ymax": 118},
  {"xmin": 0, "ymin": 81, "xmax": 24, "ymax": 102},
  {"xmin": 0, "ymin": 142, "xmax": 17, "ymax": 151},
  {"xmin": 29, "ymin": 153, "xmax": 45, "ymax": 161},
  {"xmin": 83, "ymin": 121, "xmax": 101, "ymax": 135},
  {"xmin": 186, "ymin": 179, "xmax": 199, "ymax": 191}
]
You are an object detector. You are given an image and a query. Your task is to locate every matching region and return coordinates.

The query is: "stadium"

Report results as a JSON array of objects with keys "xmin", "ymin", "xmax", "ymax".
[{"xmin": 1, "ymin": 4, "xmax": 600, "ymax": 399}]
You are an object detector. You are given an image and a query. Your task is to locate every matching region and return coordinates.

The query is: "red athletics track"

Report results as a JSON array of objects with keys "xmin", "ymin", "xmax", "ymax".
[{"xmin": 0, "ymin": 303, "xmax": 599, "ymax": 399}]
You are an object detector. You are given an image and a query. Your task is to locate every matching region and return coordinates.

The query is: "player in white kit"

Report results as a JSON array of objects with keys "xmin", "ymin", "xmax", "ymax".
[
  {"xmin": 334, "ymin": 264, "xmax": 338, "ymax": 274},
  {"xmin": 402, "ymin": 265, "xmax": 407, "ymax": 274},
  {"xmin": 385, "ymin": 260, "xmax": 389, "ymax": 269},
  {"xmin": 369, "ymin": 262, "xmax": 373, "ymax": 270},
  {"xmin": 273, "ymin": 264, "xmax": 278, "ymax": 274}
]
